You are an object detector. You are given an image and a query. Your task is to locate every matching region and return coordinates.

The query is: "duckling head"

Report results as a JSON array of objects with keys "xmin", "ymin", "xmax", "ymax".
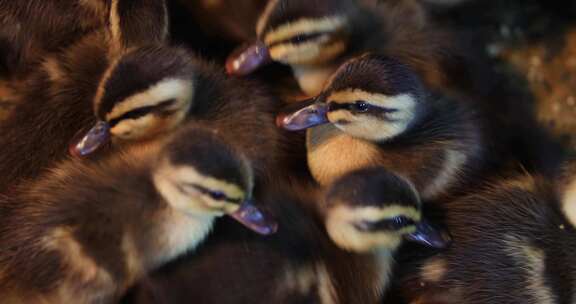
[
  {"xmin": 71, "ymin": 46, "xmax": 196, "ymax": 157},
  {"xmin": 324, "ymin": 167, "xmax": 450, "ymax": 252},
  {"xmin": 226, "ymin": 0, "xmax": 355, "ymax": 75},
  {"xmin": 278, "ymin": 54, "xmax": 426, "ymax": 142},
  {"xmin": 153, "ymin": 125, "xmax": 277, "ymax": 235}
]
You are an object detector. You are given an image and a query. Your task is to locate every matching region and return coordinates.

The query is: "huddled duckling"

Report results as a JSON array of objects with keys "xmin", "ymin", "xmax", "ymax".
[
  {"xmin": 124, "ymin": 166, "xmax": 450, "ymax": 304},
  {"xmin": 0, "ymin": 0, "xmax": 172, "ymax": 194},
  {"xmin": 71, "ymin": 44, "xmax": 283, "ymax": 179},
  {"xmin": 0, "ymin": 123, "xmax": 277, "ymax": 303},
  {"xmin": 0, "ymin": 27, "xmax": 282, "ymax": 194},
  {"xmin": 227, "ymin": 0, "xmax": 449, "ymax": 95},
  {"xmin": 278, "ymin": 54, "xmax": 483, "ymax": 200},
  {"xmin": 394, "ymin": 166, "xmax": 576, "ymax": 304}
]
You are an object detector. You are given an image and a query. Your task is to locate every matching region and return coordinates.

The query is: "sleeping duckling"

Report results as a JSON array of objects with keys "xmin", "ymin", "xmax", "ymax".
[
  {"xmin": 71, "ymin": 45, "xmax": 283, "ymax": 177},
  {"xmin": 0, "ymin": 124, "xmax": 276, "ymax": 304},
  {"xmin": 124, "ymin": 167, "xmax": 449, "ymax": 304},
  {"xmin": 394, "ymin": 168, "xmax": 576, "ymax": 304},
  {"xmin": 227, "ymin": 0, "xmax": 448, "ymax": 95},
  {"xmin": 278, "ymin": 54, "xmax": 483, "ymax": 200}
]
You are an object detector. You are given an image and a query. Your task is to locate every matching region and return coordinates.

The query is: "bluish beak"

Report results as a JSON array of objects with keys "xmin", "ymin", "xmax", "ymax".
[
  {"xmin": 69, "ymin": 121, "xmax": 111, "ymax": 157},
  {"xmin": 276, "ymin": 98, "xmax": 329, "ymax": 131},
  {"xmin": 229, "ymin": 199, "xmax": 278, "ymax": 235},
  {"xmin": 226, "ymin": 40, "xmax": 271, "ymax": 76},
  {"xmin": 404, "ymin": 219, "xmax": 451, "ymax": 249}
]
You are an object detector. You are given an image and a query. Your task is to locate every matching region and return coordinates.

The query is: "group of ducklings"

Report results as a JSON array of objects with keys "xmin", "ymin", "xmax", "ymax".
[{"xmin": 0, "ymin": 0, "xmax": 573, "ymax": 303}]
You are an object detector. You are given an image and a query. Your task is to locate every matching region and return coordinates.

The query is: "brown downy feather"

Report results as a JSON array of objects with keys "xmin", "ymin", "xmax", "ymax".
[
  {"xmin": 0, "ymin": 0, "xmax": 110, "ymax": 80},
  {"xmin": 394, "ymin": 168, "xmax": 576, "ymax": 304}
]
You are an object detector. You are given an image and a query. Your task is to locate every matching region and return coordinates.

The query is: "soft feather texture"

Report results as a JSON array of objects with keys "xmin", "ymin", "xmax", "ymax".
[{"xmin": 395, "ymin": 171, "xmax": 576, "ymax": 304}]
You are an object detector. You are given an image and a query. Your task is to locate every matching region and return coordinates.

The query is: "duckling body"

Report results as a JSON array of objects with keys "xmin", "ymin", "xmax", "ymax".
[
  {"xmin": 306, "ymin": 94, "xmax": 480, "ymax": 199},
  {"xmin": 397, "ymin": 170, "xmax": 576, "ymax": 304},
  {"xmin": 280, "ymin": 55, "xmax": 483, "ymax": 200},
  {"xmin": 0, "ymin": 125, "xmax": 275, "ymax": 303},
  {"xmin": 80, "ymin": 44, "xmax": 284, "ymax": 179}
]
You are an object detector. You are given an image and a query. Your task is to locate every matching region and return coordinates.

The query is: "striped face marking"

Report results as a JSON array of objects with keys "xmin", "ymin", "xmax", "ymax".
[
  {"xmin": 325, "ymin": 89, "xmax": 417, "ymax": 141},
  {"xmin": 104, "ymin": 78, "xmax": 194, "ymax": 140},
  {"xmin": 264, "ymin": 16, "xmax": 347, "ymax": 65},
  {"xmin": 326, "ymin": 204, "xmax": 420, "ymax": 252},
  {"xmin": 153, "ymin": 161, "xmax": 246, "ymax": 216}
]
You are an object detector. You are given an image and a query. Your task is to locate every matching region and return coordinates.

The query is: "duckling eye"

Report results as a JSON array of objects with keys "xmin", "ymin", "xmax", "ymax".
[
  {"xmin": 208, "ymin": 190, "xmax": 226, "ymax": 201},
  {"xmin": 353, "ymin": 100, "xmax": 369, "ymax": 113}
]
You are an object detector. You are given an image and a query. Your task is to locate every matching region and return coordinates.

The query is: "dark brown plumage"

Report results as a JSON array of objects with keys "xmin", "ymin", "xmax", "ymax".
[{"xmin": 394, "ymin": 168, "xmax": 576, "ymax": 304}]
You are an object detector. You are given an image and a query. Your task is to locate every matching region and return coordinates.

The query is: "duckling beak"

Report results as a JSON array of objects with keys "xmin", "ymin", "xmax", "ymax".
[
  {"xmin": 229, "ymin": 200, "xmax": 278, "ymax": 235},
  {"xmin": 276, "ymin": 99, "xmax": 329, "ymax": 131},
  {"xmin": 226, "ymin": 40, "xmax": 271, "ymax": 76},
  {"xmin": 69, "ymin": 121, "xmax": 111, "ymax": 157},
  {"xmin": 404, "ymin": 220, "xmax": 451, "ymax": 249}
]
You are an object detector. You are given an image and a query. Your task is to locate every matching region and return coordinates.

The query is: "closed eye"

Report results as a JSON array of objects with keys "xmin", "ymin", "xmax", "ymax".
[{"xmin": 108, "ymin": 99, "xmax": 176, "ymax": 127}]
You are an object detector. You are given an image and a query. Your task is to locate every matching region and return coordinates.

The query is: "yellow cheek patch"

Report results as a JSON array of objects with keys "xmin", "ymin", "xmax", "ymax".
[{"xmin": 264, "ymin": 16, "xmax": 347, "ymax": 45}]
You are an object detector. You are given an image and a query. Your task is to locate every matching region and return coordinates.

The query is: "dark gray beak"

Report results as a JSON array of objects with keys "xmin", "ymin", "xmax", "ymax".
[
  {"xmin": 404, "ymin": 219, "xmax": 451, "ymax": 249},
  {"xmin": 276, "ymin": 99, "xmax": 329, "ymax": 131},
  {"xmin": 226, "ymin": 40, "xmax": 271, "ymax": 76},
  {"xmin": 229, "ymin": 200, "xmax": 278, "ymax": 235},
  {"xmin": 69, "ymin": 121, "xmax": 110, "ymax": 157}
]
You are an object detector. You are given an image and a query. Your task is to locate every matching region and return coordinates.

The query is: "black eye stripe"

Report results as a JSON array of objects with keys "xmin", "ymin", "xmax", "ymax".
[
  {"xmin": 327, "ymin": 101, "xmax": 397, "ymax": 114},
  {"xmin": 354, "ymin": 217, "xmax": 416, "ymax": 232},
  {"xmin": 183, "ymin": 183, "xmax": 241, "ymax": 204},
  {"xmin": 108, "ymin": 99, "xmax": 176, "ymax": 127},
  {"xmin": 268, "ymin": 31, "xmax": 328, "ymax": 47}
]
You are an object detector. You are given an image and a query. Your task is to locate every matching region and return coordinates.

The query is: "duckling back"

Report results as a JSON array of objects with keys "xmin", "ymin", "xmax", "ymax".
[{"xmin": 397, "ymin": 172, "xmax": 576, "ymax": 304}]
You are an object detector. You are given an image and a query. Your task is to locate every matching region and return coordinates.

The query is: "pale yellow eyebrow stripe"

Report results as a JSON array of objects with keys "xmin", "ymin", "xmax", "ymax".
[{"xmin": 264, "ymin": 16, "xmax": 347, "ymax": 45}]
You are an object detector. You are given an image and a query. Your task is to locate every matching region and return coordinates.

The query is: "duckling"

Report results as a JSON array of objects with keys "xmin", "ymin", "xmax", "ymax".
[
  {"xmin": 392, "ymin": 167, "xmax": 576, "ymax": 304},
  {"xmin": 0, "ymin": 0, "xmax": 171, "ymax": 194},
  {"xmin": 71, "ymin": 44, "xmax": 283, "ymax": 179},
  {"xmin": 227, "ymin": 0, "xmax": 449, "ymax": 96},
  {"xmin": 0, "ymin": 0, "xmax": 168, "ymax": 80},
  {"xmin": 123, "ymin": 166, "xmax": 449, "ymax": 304},
  {"xmin": 0, "ymin": 123, "xmax": 277, "ymax": 303},
  {"xmin": 278, "ymin": 54, "xmax": 484, "ymax": 200}
]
